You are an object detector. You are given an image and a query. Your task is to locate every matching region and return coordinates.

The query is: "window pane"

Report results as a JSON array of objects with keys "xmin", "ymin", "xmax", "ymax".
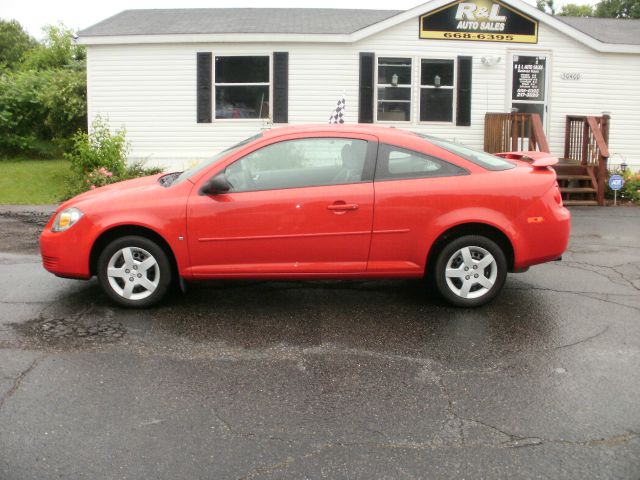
[
  {"xmin": 511, "ymin": 102, "xmax": 545, "ymax": 124},
  {"xmin": 415, "ymin": 134, "xmax": 515, "ymax": 171},
  {"xmin": 377, "ymin": 145, "xmax": 466, "ymax": 180},
  {"xmin": 216, "ymin": 86, "xmax": 269, "ymax": 119},
  {"xmin": 225, "ymin": 138, "xmax": 369, "ymax": 192},
  {"xmin": 377, "ymin": 57, "xmax": 411, "ymax": 85},
  {"xmin": 215, "ymin": 56, "xmax": 269, "ymax": 84},
  {"xmin": 389, "ymin": 151, "xmax": 442, "ymax": 175},
  {"xmin": 377, "ymin": 102, "xmax": 411, "ymax": 122},
  {"xmin": 420, "ymin": 89, "xmax": 453, "ymax": 122},
  {"xmin": 377, "ymin": 86, "xmax": 411, "ymax": 102},
  {"xmin": 421, "ymin": 59, "xmax": 454, "ymax": 87}
]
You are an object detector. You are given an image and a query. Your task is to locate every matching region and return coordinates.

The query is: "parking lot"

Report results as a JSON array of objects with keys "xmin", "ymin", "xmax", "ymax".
[{"xmin": 0, "ymin": 206, "xmax": 639, "ymax": 479}]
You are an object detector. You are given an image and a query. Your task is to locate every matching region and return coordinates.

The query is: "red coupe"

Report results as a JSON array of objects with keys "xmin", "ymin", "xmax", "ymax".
[{"xmin": 40, "ymin": 125, "xmax": 570, "ymax": 307}]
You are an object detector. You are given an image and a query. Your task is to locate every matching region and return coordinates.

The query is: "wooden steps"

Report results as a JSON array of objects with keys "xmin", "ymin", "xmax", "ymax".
[
  {"xmin": 552, "ymin": 160, "xmax": 598, "ymax": 205},
  {"xmin": 560, "ymin": 187, "xmax": 597, "ymax": 194},
  {"xmin": 483, "ymin": 112, "xmax": 609, "ymax": 206},
  {"xmin": 563, "ymin": 200, "xmax": 599, "ymax": 206},
  {"xmin": 557, "ymin": 175, "xmax": 591, "ymax": 181}
]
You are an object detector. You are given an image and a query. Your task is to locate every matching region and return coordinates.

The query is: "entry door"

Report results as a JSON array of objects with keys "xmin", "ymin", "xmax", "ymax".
[
  {"xmin": 509, "ymin": 53, "xmax": 550, "ymax": 127},
  {"xmin": 186, "ymin": 136, "xmax": 376, "ymax": 277}
]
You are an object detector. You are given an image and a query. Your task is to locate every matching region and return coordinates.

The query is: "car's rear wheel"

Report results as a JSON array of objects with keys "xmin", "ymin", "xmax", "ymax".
[
  {"xmin": 434, "ymin": 235, "xmax": 507, "ymax": 307},
  {"xmin": 97, "ymin": 236, "xmax": 172, "ymax": 308}
]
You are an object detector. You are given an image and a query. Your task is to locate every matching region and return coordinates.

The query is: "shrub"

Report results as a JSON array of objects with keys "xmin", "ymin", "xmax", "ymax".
[
  {"xmin": 0, "ymin": 22, "xmax": 87, "ymax": 157},
  {"xmin": 40, "ymin": 69, "xmax": 87, "ymax": 148},
  {"xmin": 0, "ymin": 68, "xmax": 86, "ymax": 157},
  {"xmin": 0, "ymin": 70, "xmax": 48, "ymax": 154},
  {"xmin": 64, "ymin": 116, "xmax": 162, "ymax": 198}
]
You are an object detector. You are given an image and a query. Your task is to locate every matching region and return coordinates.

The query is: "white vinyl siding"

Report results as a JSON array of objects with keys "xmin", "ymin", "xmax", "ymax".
[{"xmin": 85, "ymin": 18, "xmax": 640, "ymax": 170}]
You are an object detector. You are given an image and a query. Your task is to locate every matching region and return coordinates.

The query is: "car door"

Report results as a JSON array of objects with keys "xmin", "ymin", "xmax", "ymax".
[
  {"xmin": 186, "ymin": 134, "xmax": 377, "ymax": 277},
  {"xmin": 368, "ymin": 143, "xmax": 468, "ymax": 275}
]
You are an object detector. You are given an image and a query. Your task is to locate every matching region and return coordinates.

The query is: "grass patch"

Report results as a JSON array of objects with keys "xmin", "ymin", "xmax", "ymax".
[{"xmin": 0, "ymin": 158, "xmax": 69, "ymax": 204}]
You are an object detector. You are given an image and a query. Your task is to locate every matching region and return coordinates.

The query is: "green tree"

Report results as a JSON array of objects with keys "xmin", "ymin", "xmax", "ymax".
[
  {"xmin": 595, "ymin": 0, "xmax": 640, "ymax": 18},
  {"xmin": 559, "ymin": 3, "xmax": 595, "ymax": 15},
  {"xmin": 0, "ymin": 22, "xmax": 87, "ymax": 156},
  {"xmin": 22, "ymin": 24, "xmax": 85, "ymax": 71},
  {"xmin": 537, "ymin": 0, "xmax": 557, "ymax": 15},
  {"xmin": 0, "ymin": 19, "xmax": 37, "ymax": 69}
]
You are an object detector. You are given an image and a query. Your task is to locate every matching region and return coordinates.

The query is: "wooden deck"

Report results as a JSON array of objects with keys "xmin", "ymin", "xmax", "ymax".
[{"xmin": 484, "ymin": 112, "xmax": 610, "ymax": 205}]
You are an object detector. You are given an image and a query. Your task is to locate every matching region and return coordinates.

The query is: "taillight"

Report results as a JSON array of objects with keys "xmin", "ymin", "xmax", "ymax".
[{"xmin": 553, "ymin": 181, "xmax": 563, "ymax": 206}]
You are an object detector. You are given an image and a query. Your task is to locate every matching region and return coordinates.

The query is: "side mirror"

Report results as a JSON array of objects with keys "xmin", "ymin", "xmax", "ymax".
[{"xmin": 200, "ymin": 173, "xmax": 231, "ymax": 195}]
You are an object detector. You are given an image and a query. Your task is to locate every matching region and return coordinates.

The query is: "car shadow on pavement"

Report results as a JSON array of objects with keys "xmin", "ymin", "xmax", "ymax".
[{"xmin": 11, "ymin": 276, "xmax": 559, "ymax": 372}]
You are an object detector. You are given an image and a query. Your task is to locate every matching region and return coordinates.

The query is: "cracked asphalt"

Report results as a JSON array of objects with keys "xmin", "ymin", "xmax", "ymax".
[{"xmin": 0, "ymin": 205, "xmax": 639, "ymax": 479}]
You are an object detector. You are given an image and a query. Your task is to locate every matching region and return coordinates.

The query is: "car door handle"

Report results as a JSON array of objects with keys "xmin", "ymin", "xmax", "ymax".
[{"xmin": 327, "ymin": 202, "xmax": 359, "ymax": 213}]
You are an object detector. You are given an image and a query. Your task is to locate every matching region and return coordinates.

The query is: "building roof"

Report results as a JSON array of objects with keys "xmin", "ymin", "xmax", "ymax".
[
  {"xmin": 77, "ymin": 8, "xmax": 402, "ymax": 37},
  {"xmin": 558, "ymin": 17, "xmax": 640, "ymax": 45},
  {"xmin": 76, "ymin": 2, "xmax": 640, "ymax": 54}
]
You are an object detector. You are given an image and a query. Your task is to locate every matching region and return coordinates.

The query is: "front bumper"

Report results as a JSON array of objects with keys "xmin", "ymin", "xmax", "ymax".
[{"xmin": 40, "ymin": 216, "xmax": 92, "ymax": 279}]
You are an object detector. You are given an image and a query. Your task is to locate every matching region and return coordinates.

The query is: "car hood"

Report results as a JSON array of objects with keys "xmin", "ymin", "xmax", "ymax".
[{"xmin": 58, "ymin": 174, "xmax": 166, "ymax": 212}]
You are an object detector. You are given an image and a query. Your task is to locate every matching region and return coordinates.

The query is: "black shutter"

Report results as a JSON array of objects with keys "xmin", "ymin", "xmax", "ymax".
[
  {"xmin": 196, "ymin": 52, "xmax": 212, "ymax": 123},
  {"xmin": 359, "ymin": 52, "xmax": 375, "ymax": 124},
  {"xmin": 273, "ymin": 52, "xmax": 289, "ymax": 124},
  {"xmin": 456, "ymin": 56, "xmax": 472, "ymax": 126}
]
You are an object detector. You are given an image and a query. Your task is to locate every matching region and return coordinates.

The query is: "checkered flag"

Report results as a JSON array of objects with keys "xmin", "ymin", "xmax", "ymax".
[{"xmin": 329, "ymin": 95, "xmax": 346, "ymax": 124}]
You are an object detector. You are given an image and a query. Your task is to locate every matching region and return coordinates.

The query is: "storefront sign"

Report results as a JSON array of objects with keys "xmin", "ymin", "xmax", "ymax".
[
  {"xmin": 512, "ymin": 56, "xmax": 545, "ymax": 101},
  {"xmin": 419, "ymin": 0, "xmax": 538, "ymax": 43}
]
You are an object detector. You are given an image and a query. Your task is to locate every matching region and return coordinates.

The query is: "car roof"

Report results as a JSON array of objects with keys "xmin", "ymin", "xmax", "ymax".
[{"xmin": 260, "ymin": 124, "xmax": 419, "ymax": 143}]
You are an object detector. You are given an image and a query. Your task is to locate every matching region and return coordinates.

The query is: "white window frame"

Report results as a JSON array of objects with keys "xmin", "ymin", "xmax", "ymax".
[
  {"xmin": 213, "ymin": 54, "xmax": 272, "ymax": 122},
  {"xmin": 418, "ymin": 57, "xmax": 457, "ymax": 125},
  {"xmin": 375, "ymin": 56, "xmax": 413, "ymax": 124}
]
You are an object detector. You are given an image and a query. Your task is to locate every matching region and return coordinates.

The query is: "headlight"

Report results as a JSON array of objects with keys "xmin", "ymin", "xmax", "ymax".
[{"xmin": 51, "ymin": 207, "xmax": 84, "ymax": 232}]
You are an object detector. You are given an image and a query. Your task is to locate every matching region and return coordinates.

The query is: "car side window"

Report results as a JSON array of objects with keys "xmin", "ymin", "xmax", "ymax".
[
  {"xmin": 375, "ymin": 144, "xmax": 467, "ymax": 181},
  {"xmin": 224, "ymin": 138, "xmax": 369, "ymax": 192}
]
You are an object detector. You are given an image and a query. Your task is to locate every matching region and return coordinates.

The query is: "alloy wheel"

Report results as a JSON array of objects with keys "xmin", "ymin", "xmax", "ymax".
[
  {"xmin": 106, "ymin": 246, "xmax": 160, "ymax": 301},
  {"xmin": 444, "ymin": 245, "xmax": 497, "ymax": 299}
]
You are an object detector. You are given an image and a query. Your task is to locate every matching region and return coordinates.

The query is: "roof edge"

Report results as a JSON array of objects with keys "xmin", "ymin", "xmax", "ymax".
[
  {"xmin": 350, "ymin": 0, "xmax": 640, "ymax": 53},
  {"xmin": 77, "ymin": 1, "xmax": 640, "ymax": 54}
]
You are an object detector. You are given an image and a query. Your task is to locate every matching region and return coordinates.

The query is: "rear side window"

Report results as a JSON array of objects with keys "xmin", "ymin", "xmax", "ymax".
[
  {"xmin": 375, "ymin": 144, "xmax": 467, "ymax": 181},
  {"xmin": 415, "ymin": 133, "xmax": 515, "ymax": 171}
]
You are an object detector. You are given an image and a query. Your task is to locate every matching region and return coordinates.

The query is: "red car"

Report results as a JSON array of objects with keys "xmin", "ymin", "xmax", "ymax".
[{"xmin": 40, "ymin": 125, "xmax": 570, "ymax": 308}]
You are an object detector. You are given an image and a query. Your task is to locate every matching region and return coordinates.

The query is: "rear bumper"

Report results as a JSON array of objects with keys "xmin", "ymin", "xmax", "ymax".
[{"xmin": 514, "ymin": 206, "xmax": 571, "ymax": 270}]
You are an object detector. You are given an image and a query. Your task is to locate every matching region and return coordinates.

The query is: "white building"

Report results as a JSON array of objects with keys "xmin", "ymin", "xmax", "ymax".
[{"xmin": 78, "ymin": 0, "xmax": 640, "ymax": 171}]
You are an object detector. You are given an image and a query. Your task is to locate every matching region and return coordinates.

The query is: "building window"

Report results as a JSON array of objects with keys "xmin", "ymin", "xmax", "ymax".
[
  {"xmin": 215, "ymin": 56, "xmax": 270, "ymax": 119},
  {"xmin": 420, "ymin": 59, "xmax": 455, "ymax": 122},
  {"xmin": 376, "ymin": 57, "xmax": 411, "ymax": 122}
]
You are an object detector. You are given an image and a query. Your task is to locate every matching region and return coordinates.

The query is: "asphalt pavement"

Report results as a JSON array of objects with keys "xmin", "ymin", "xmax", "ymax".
[{"xmin": 0, "ymin": 206, "xmax": 638, "ymax": 479}]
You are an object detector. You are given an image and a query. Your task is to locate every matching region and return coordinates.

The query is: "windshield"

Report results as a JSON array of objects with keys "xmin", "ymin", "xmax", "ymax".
[
  {"xmin": 414, "ymin": 133, "xmax": 515, "ymax": 171},
  {"xmin": 173, "ymin": 133, "xmax": 263, "ymax": 184}
]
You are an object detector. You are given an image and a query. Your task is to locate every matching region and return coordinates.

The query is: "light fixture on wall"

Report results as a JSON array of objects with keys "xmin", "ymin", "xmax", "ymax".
[
  {"xmin": 434, "ymin": 75, "xmax": 441, "ymax": 88},
  {"xmin": 391, "ymin": 73, "xmax": 398, "ymax": 86},
  {"xmin": 481, "ymin": 55, "xmax": 502, "ymax": 66}
]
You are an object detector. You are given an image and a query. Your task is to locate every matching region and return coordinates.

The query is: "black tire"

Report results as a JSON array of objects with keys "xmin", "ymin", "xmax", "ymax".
[
  {"xmin": 97, "ymin": 235, "xmax": 172, "ymax": 308},
  {"xmin": 433, "ymin": 235, "xmax": 507, "ymax": 307}
]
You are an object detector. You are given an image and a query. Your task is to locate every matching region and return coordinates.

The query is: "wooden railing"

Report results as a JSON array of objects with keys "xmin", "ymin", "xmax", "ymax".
[
  {"xmin": 564, "ymin": 114, "xmax": 610, "ymax": 205},
  {"xmin": 484, "ymin": 112, "xmax": 550, "ymax": 154}
]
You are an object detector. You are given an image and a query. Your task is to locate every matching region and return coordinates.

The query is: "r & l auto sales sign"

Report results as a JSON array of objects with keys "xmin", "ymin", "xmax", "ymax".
[{"xmin": 420, "ymin": 0, "xmax": 538, "ymax": 43}]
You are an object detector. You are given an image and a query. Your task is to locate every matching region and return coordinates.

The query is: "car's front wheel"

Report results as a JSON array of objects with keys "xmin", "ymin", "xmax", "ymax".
[
  {"xmin": 97, "ymin": 235, "xmax": 172, "ymax": 308},
  {"xmin": 434, "ymin": 235, "xmax": 507, "ymax": 307}
]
